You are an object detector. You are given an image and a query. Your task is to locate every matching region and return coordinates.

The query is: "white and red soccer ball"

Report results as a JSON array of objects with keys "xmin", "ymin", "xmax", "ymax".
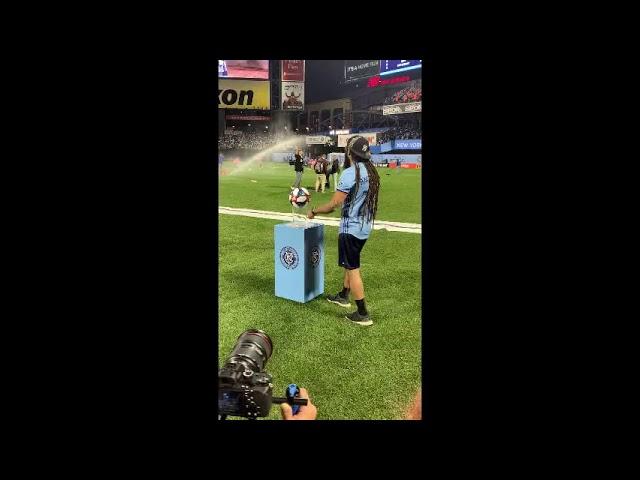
[{"xmin": 289, "ymin": 187, "xmax": 310, "ymax": 208}]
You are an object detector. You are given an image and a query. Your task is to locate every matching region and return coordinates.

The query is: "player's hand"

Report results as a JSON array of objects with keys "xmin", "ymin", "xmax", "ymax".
[
  {"xmin": 307, "ymin": 209, "xmax": 315, "ymax": 219},
  {"xmin": 280, "ymin": 387, "xmax": 317, "ymax": 420}
]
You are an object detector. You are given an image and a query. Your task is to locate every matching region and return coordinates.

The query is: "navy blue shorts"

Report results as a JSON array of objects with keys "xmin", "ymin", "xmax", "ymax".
[{"xmin": 338, "ymin": 233, "xmax": 367, "ymax": 270}]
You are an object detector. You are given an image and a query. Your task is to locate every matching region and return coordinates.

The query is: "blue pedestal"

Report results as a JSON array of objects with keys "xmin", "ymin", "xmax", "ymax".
[{"xmin": 274, "ymin": 222, "xmax": 324, "ymax": 303}]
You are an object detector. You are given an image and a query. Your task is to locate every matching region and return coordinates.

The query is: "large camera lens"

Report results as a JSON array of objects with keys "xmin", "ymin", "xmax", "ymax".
[{"xmin": 224, "ymin": 329, "xmax": 273, "ymax": 373}]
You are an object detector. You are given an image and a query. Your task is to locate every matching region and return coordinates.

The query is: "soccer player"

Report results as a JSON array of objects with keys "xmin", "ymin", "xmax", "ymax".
[{"xmin": 307, "ymin": 136, "xmax": 380, "ymax": 326}]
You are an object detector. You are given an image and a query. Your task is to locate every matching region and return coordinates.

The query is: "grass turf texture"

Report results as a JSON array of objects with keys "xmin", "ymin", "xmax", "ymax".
[
  {"xmin": 219, "ymin": 161, "xmax": 421, "ymax": 224},
  {"xmin": 218, "ymin": 214, "xmax": 422, "ymax": 420}
]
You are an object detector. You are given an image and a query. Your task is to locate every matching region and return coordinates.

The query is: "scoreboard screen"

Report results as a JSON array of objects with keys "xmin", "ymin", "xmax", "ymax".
[
  {"xmin": 379, "ymin": 60, "xmax": 422, "ymax": 76},
  {"xmin": 219, "ymin": 60, "xmax": 269, "ymax": 79}
]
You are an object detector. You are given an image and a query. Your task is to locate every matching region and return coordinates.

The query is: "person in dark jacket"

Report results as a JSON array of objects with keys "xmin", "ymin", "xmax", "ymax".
[
  {"xmin": 292, "ymin": 147, "xmax": 304, "ymax": 188},
  {"xmin": 327, "ymin": 156, "xmax": 339, "ymax": 192},
  {"xmin": 323, "ymin": 155, "xmax": 331, "ymax": 190}
]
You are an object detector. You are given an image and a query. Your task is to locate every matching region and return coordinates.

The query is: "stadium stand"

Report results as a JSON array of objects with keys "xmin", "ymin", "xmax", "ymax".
[{"xmin": 377, "ymin": 126, "xmax": 422, "ymax": 143}]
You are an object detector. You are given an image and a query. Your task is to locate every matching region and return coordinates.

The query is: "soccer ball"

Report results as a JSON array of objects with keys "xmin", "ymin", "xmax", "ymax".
[{"xmin": 289, "ymin": 187, "xmax": 310, "ymax": 208}]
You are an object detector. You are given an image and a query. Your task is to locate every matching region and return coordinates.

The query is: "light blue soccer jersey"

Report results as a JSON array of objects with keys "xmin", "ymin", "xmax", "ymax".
[{"xmin": 337, "ymin": 163, "xmax": 372, "ymax": 240}]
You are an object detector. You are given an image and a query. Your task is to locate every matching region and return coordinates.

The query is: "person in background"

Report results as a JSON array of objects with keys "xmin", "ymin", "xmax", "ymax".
[
  {"xmin": 329, "ymin": 156, "xmax": 340, "ymax": 192},
  {"xmin": 218, "ymin": 152, "xmax": 224, "ymax": 176},
  {"xmin": 292, "ymin": 147, "xmax": 304, "ymax": 188},
  {"xmin": 324, "ymin": 155, "xmax": 331, "ymax": 190},
  {"xmin": 314, "ymin": 155, "xmax": 327, "ymax": 193}
]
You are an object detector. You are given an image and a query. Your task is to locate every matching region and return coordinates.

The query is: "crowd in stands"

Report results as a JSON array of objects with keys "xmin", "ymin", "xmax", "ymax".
[
  {"xmin": 218, "ymin": 121, "xmax": 422, "ymax": 152},
  {"xmin": 218, "ymin": 130, "xmax": 291, "ymax": 150},
  {"xmin": 377, "ymin": 126, "xmax": 422, "ymax": 143},
  {"xmin": 384, "ymin": 85, "xmax": 422, "ymax": 105}
]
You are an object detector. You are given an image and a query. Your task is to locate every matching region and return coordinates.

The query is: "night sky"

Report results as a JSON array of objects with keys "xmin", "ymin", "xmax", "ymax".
[{"xmin": 305, "ymin": 60, "xmax": 347, "ymax": 103}]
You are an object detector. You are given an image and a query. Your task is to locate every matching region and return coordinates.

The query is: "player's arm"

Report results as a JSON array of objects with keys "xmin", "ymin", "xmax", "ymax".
[{"xmin": 308, "ymin": 191, "xmax": 347, "ymax": 218}]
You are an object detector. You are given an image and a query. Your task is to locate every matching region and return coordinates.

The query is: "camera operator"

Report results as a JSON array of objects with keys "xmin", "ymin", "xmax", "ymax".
[
  {"xmin": 280, "ymin": 387, "xmax": 318, "ymax": 420},
  {"xmin": 292, "ymin": 147, "xmax": 304, "ymax": 188},
  {"xmin": 219, "ymin": 329, "xmax": 319, "ymax": 420}
]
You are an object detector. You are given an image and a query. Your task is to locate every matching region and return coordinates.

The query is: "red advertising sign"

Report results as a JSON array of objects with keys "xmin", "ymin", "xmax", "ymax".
[
  {"xmin": 281, "ymin": 60, "xmax": 305, "ymax": 81},
  {"xmin": 390, "ymin": 163, "xmax": 420, "ymax": 169},
  {"xmin": 367, "ymin": 75, "xmax": 411, "ymax": 88}
]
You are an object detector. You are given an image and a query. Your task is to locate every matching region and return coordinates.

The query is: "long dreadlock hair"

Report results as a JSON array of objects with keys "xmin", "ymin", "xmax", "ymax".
[{"xmin": 343, "ymin": 137, "xmax": 381, "ymax": 228}]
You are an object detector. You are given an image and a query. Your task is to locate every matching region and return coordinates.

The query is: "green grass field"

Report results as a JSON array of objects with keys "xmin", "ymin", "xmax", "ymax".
[
  {"xmin": 219, "ymin": 161, "xmax": 422, "ymax": 224},
  {"xmin": 218, "ymin": 160, "xmax": 422, "ymax": 420}
]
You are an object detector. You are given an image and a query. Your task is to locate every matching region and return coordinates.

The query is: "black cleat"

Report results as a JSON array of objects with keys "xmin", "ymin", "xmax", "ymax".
[
  {"xmin": 345, "ymin": 311, "xmax": 373, "ymax": 326},
  {"xmin": 326, "ymin": 293, "xmax": 351, "ymax": 308}
]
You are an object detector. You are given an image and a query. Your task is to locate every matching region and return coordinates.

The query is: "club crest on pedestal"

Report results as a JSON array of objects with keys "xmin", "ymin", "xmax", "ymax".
[
  {"xmin": 310, "ymin": 246, "xmax": 321, "ymax": 267},
  {"xmin": 280, "ymin": 246, "xmax": 299, "ymax": 270}
]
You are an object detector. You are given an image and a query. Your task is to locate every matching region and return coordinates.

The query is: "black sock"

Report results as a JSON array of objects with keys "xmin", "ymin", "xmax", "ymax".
[
  {"xmin": 340, "ymin": 287, "xmax": 350, "ymax": 299},
  {"xmin": 355, "ymin": 299, "xmax": 368, "ymax": 316}
]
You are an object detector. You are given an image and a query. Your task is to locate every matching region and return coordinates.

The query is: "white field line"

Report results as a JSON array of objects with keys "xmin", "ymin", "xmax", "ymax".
[{"xmin": 218, "ymin": 206, "xmax": 422, "ymax": 234}]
